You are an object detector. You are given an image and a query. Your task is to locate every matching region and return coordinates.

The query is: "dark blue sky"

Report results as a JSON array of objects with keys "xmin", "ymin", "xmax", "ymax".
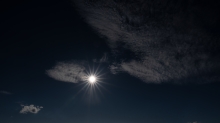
[{"xmin": 0, "ymin": 0, "xmax": 220, "ymax": 123}]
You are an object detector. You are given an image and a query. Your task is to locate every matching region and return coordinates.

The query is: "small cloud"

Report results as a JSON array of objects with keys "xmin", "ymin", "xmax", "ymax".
[
  {"xmin": 20, "ymin": 104, "xmax": 43, "ymax": 114},
  {"xmin": 109, "ymin": 63, "xmax": 121, "ymax": 74},
  {"xmin": 187, "ymin": 121, "xmax": 199, "ymax": 123},
  {"xmin": 100, "ymin": 53, "xmax": 108, "ymax": 63},
  {"xmin": 46, "ymin": 61, "xmax": 87, "ymax": 83},
  {"xmin": 93, "ymin": 53, "xmax": 109, "ymax": 63},
  {"xmin": 0, "ymin": 91, "xmax": 12, "ymax": 95}
]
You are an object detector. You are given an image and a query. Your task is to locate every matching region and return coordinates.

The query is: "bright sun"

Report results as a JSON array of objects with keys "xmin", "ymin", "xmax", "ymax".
[{"xmin": 88, "ymin": 75, "xmax": 96, "ymax": 84}]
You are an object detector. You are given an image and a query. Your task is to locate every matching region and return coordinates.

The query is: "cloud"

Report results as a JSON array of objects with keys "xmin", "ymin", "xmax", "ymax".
[
  {"xmin": 46, "ymin": 61, "xmax": 87, "ymax": 83},
  {"xmin": 75, "ymin": 0, "xmax": 220, "ymax": 84},
  {"xmin": 99, "ymin": 53, "xmax": 108, "ymax": 63},
  {"xmin": 0, "ymin": 91, "xmax": 12, "ymax": 95},
  {"xmin": 93, "ymin": 53, "xmax": 109, "ymax": 63},
  {"xmin": 187, "ymin": 121, "xmax": 199, "ymax": 123},
  {"xmin": 20, "ymin": 104, "xmax": 43, "ymax": 114}
]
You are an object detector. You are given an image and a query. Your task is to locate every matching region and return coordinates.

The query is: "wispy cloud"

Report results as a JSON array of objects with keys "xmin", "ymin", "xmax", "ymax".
[
  {"xmin": 20, "ymin": 104, "xmax": 43, "ymax": 114},
  {"xmin": 46, "ymin": 61, "xmax": 87, "ymax": 83},
  {"xmin": 99, "ymin": 53, "xmax": 108, "ymax": 63},
  {"xmin": 0, "ymin": 91, "xmax": 12, "ymax": 95},
  {"xmin": 75, "ymin": 0, "xmax": 220, "ymax": 84},
  {"xmin": 93, "ymin": 53, "xmax": 109, "ymax": 63},
  {"xmin": 187, "ymin": 121, "xmax": 200, "ymax": 123}
]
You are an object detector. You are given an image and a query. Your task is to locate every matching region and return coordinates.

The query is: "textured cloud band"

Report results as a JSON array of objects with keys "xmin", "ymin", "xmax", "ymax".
[
  {"xmin": 20, "ymin": 104, "xmax": 43, "ymax": 114},
  {"xmin": 75, "ymin": 0, "xmax": 220, "ymax": 84},
  {"xmin": 46, "ymin": 61, "xmax": 87, "ymax": 83}
]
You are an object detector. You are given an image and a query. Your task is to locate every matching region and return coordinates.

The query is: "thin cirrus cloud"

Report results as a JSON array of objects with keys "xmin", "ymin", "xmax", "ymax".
[
  {"xmin": 20, "ymin": 104, "xmax": 43, "ymax": 114},
  {"xmin": 187, "ymin": 121, "xmax": 199, "ymax": 123},
  {"xmin": 0, "ymin": 91, "xmax": 12, "ymax": 95},
  {"xmin": 74, "ymin": 0, "xmax": 220, "ymax": 84},
  {"xmin": 46, "ymin": 61, "xmax": 87, "ymax": 83}
]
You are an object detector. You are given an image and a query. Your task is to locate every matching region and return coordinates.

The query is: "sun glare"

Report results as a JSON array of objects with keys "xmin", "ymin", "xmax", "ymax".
[
  {"xmin": 88, "ymin": 75, "xmax": 96, "ymax": 84},
  {"xmin": 74, "ymin": 64, "xmax": 107, "ymax": 103}
]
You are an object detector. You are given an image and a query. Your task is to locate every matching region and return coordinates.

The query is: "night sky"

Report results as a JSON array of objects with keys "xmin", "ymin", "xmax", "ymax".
[{"xmin": 1, "ymin": 0, "xmax": 220, "ymax": 123}]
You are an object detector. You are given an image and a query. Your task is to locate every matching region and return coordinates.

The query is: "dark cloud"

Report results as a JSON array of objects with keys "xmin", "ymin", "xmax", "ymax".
[
  {"xmin": 74, "ymin": 0, "xmax": 220, "ymax": 84},
  {"xmin": 46, "ymin": 61, "xmax": 87, "ymax": 83},
  {"xmin": 20, "ymin": 104, "xmax": 43, "ymax": 114}
]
